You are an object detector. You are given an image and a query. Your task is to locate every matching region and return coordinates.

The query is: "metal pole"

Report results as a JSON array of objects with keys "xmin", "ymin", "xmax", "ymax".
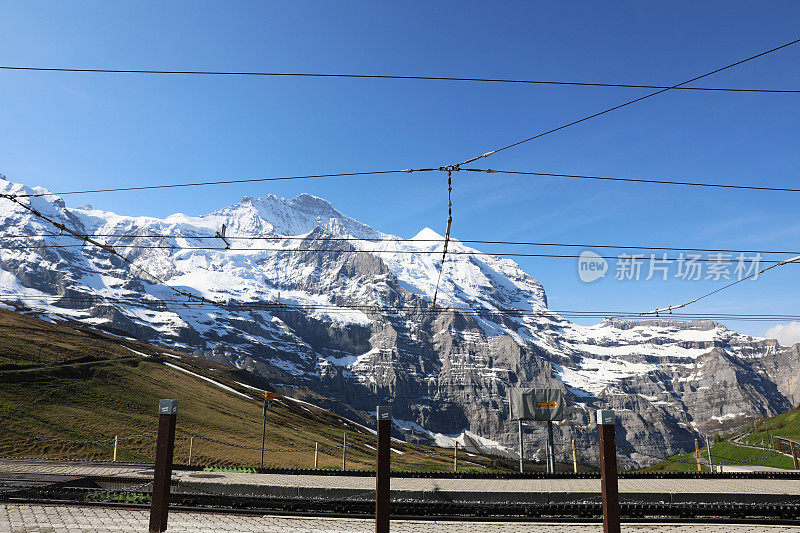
[
  {"xmin": 188, "ymin": 436, "xmax": 193, "ymax": 466},
  {"xmin": 261, "ymin": 394, "xmax": 267, "ymax": 469},
  {"xmin": 572, "ymin": 438, "xmax": 578, "ymax": 474},
  {"xmin": 342, "ymin": 431, "xmax": 347, "ymax": 471},
  {"xmin": 518, "ymin": 419, "xmax": 524, "ymax": 474},
  {"xmin": 546, "ymin": 421, "xmax": 555, "ymax": 474},
  {"xmin": 597, "ymin": 410, "xmax": 620, "ymax": 533},
  {"xmin": 149, "ymin": 399, "xmax": 178, "ymax": 533},
  {"xmin": 314, "ymin": 442, "xmax": 319, "ymax": 468},
  {"xmin": 375, "ymin": 406, "xmax": 391, "ymax": 533},
  {"xmin": 113, "ymin": 435, "xmax": 118, "ymax": 462},
  {"xmin": 705, "ymin": 436, "xmax": 713, "ymax": 473},
  {"xmin": 453, "ymin": 441, "xmax": 458, "ymax": 473},
  {"xmin": 694, "ymin": 438, "xmax": 702, "ymax": 473}
]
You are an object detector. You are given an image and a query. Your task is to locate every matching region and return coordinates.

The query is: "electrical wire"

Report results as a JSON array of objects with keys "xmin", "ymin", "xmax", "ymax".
[
  {"xmin": 641, "ymin": 254, "xmax": 800, "ymax": 315},
  {"xmin": 0, "ymin": 242, "xmax": 791, "ymax": 263},
  {"xmin": 2, "ymin": 65, "xmax": 799, "ymax": 93},
  {"xmin": 0, "ymin": 293, "xmax": 796, "ymax": 322},
  {"xmin": 8, "ymin": 169, "xmax": 433, "ymax": 197},
  {"xmin": 0, "ymin": 194, "xmax": 226, "ymax": 308},
  {"xmin": 8, "ymin": 165, "xmax": 799, "ymax": 199},
  {"xmin": 1, "ymin": 232, "xmax": 799, "ymax": 256},
  {"xmin": 457, "ymin": 37, "xmax": 800, "ymax": 166},
  {"xmin": 432, "ymin": 170, "xmax": 453, "ymax": 308},
  {"xmin": 462, "ymin": 168, "xmax": 800, "ymax": 193}
]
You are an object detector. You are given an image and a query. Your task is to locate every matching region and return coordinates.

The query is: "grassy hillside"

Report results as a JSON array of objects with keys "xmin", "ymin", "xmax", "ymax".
[
  {"xmin": 0, "ymin": 308, "xmax": 512, "ymax": 472},
  {"xmin": 645, "ymin": 405, "xmax": 800, "ymax": 472}
]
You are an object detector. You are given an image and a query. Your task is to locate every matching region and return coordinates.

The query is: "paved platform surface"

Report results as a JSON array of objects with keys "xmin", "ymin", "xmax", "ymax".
[
  {"xmin": 3, "ymin": 459, "xmax": 800, "ymax": 496},
  {"xmin": 7, "ymin": 464, "xmax": 800, "ymax": 498},
  {"xmin": 3, "ymin": 505, "xmax": 800, "ymax": 533}
]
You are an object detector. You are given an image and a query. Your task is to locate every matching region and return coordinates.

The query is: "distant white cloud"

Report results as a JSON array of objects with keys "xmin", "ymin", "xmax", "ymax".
[{"xmin": 765, "ymin": 321, "xmax": 800, "ymax": 347}]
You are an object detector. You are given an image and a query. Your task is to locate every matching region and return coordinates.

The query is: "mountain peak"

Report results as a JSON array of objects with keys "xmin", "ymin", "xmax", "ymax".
[{"xmin": 411, "ymin": 227, "xmax": 443, "ymax": 241}]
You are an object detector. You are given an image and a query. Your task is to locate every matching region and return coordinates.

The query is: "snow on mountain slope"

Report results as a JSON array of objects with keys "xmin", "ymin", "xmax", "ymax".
[{"xmin": 1, "ymin": 174, "xmax": 798, "ymax": 464}]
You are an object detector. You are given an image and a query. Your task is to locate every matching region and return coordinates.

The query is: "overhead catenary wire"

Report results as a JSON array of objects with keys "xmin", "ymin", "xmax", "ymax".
[
  {"xmin": 461, "ymin": 168, "xmax": 800, "ymax": 193},
  {"xmin": 0, "ymin": 193, "xmax": 226, "ymax": 308},
  {"xmin": 9, "ymin": 169, "xmax": 432, "ymax": 198},
  {"xmin": 457, "ymin": 36, "xmax": 800, "ymax": 166},
  {"xmin": 0, "ymin": 242, "xmax": 793, "ymax": 263},
  {"xmin": 431, "ymin": 169, "xmax": 453, "ymax": 308},
  {"xmin": 6, "ymin": 166, "xmax": 800, "ymax": 199},
  {"xmin": 641, "ymin": 254, "xmax": 800, "ymax": 316},
  {"xmin": 3, "ymin": 64, "xmax": 800, "ymax": 93},
  {"xmin": 0, "ymin": 293, "xmax": 796, "ymax": 322},
  {"xmin": 2, "ymin": 232, "xmax": 800, "ymax": 257}
]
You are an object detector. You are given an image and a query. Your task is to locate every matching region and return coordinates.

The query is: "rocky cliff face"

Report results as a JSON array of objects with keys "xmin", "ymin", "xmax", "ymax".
[{"xmin": 1, "ymin": 175, "xmax": 797, "ymax": 465}]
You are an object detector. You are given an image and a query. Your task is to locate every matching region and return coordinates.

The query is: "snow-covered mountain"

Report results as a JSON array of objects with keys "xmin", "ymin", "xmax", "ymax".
[{"xmin": 2, "ymin": 175, "xmax": 798, "ymax": 465}]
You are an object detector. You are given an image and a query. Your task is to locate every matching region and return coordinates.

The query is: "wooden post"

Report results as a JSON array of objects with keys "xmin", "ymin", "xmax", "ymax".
[
  {"xmin": 375, "ymin": 406, "xmax": 391, "ymax": 533},
  {"xmin": 572, "ymin": 438, "xmax": 578, "ymax": 474},
  {"xmin": 113, "ymin": 435, "xmax": 118, "ymax": 462},
  {"xmin": 695, "ymin": 438, "xmax": 702, "ymax": 473},
  {"xmin": 314, "ymin": 442, "xmax": 319, "ymax": 468},
  {"xmin": 453, "ymin": 441, "xmax": 458, "ymax": 473},
  {"xmin": 597, "ymin": 410, "xmax": 620, "ymax": 533},
  {"xmin": 188, "ymin": 436, "xmax": 193, "ymax": 466},
  {"xmin": 791, "ymin": 441, "xmax": 799, "ymax": 470},
  {"xmin": 342, "ymin": 431, "xmax": 347, "ymax": 471},
  {"xmin": 149, "ymin": 399, "xmax": 178, "ymax": 533}
]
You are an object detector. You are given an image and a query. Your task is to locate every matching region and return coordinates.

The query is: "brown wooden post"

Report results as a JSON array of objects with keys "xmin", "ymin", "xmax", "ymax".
[
  {"xmin": 149, "ymin": 399, "xmax": 178, "ymax": 533},
  {"xmin": 695, "ymin": 438, "xmax": 702, "ymax": 473},
  {"xmin": 453, "ymin": 441, "xmax": 458, "ymax": 473},
  {"xmin": 375, "ymin": 405, "xmax": 391, "ymax": 533},
  {"xmin": 597, "ymin": 409, "xmax": 620, "ymax": 533},
  {"xmin": 314, "ymin": 442, "xmax": 319, "ymax": 468},
  {"xmin": 792, "ymin": 441, "xmax": 799, "ymax": 470}
]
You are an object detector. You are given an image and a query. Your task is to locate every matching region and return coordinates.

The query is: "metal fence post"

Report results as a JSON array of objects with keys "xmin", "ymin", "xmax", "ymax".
[
  {"xmin": 694, "ymin": 438, "xmax": 701, "ymax": 473},
  {"xmin": 518, "ymin": 419, "xmax": 524, "ymax": 474},
  {"xmin": 342, "ymin": 431, "xmax": 347, "ymax": 471},
  {"xmin": 705, "ymin": 436, "xmax": 713, "ymax": 473},
  {"xmin": 597, "ymin": 409, "xmax": 620, "ymax": 533},
  {"xmin": 572, "ymin": 438, "xmax": 578, "ymax": 474},
  {"xmin": 149, "ymin": 399, "xmax": 178, "ymax": 533},
  {"xmin": 375, "ymin": 405, "xmax": 391, "ymax": 533},
  {"xmin": 546, "ymin": 420, "xmax": 555, "ymax": 474}
]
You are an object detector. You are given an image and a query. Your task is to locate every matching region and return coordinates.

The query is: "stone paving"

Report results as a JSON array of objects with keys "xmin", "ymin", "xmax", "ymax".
[
  {"xmin": 3, "ymin": 459, "xmax": 800, "ymax": 496},
  {"xmin": 3, "ymin": 505, "xmax": 800, "ymax": 533}
]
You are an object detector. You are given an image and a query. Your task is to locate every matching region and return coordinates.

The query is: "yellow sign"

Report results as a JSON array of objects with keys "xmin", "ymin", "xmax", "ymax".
[
  {"xmin": 265, "ymin": 392, "xmax": 278, "ymax": 401},
  {"xmin": 535, "ymin": 400, "xmax": 557, "ymax": 409}
]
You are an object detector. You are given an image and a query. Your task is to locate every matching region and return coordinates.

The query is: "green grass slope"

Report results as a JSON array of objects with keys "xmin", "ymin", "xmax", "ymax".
[
  {"xmin": 645, "ymin": 406, "xmax": 800, "ymax": 472},
  {"xmin": 0, "ymin": 308, "xmax": 513, "ymax": 472}
]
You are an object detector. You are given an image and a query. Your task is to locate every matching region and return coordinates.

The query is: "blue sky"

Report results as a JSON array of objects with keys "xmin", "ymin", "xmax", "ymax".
[{"xmin": 1, "ymin": 1, "xmax": 800, "ymax": 338}]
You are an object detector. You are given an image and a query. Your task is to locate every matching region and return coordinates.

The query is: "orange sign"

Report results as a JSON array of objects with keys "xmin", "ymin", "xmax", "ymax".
[
  {"xmin": 535, "ymin": 400, "xmax": 557, "ymax": 409},
  {"xmin": 265, "ymin": 392, "xmax": 278, "ymax": 401}
]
